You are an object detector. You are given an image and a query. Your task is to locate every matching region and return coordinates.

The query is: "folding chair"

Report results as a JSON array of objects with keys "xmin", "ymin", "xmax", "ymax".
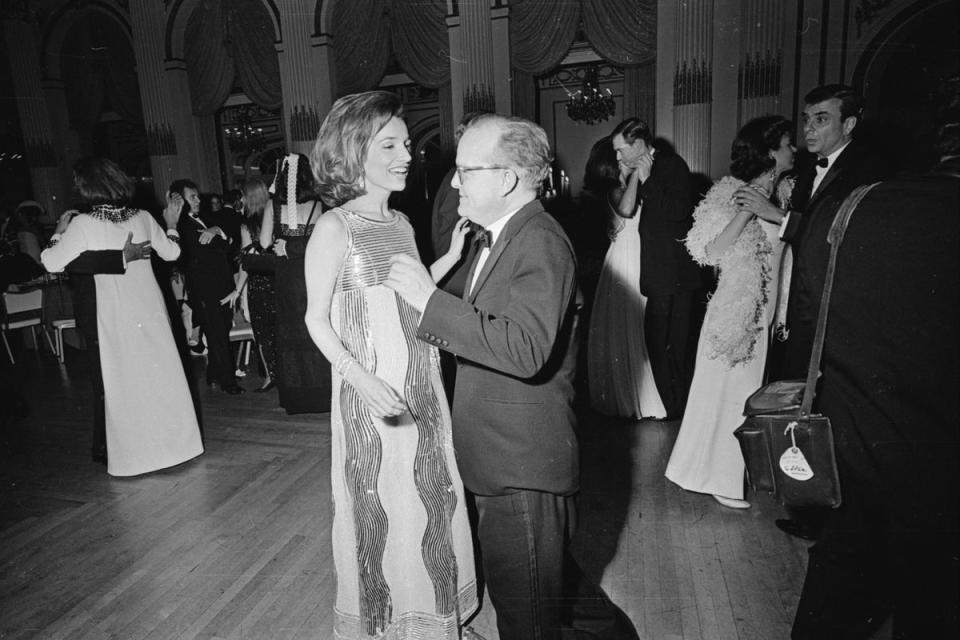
[{"xmin": 2, "ymin": 289, "xmax": 56, "ymax": 364}]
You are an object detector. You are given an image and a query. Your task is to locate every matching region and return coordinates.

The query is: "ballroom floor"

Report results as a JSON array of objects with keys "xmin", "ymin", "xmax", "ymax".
[{"xmin": 0, "ymin": 344, "xmax": 814, "ymax": 639}]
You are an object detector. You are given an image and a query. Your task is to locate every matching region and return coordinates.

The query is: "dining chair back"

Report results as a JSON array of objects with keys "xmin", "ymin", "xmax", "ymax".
[{"xmin": 2, "ymin": 289, "xmax": 56, "ymax": 364}]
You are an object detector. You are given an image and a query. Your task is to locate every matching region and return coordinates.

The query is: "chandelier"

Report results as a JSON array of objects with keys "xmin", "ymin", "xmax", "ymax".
[
  {"xmin": 223, "ymin": 106, "xmax": 265, "ymax": 155},
  {"xmin": 566, "ymin": 66, "xmax": 616, "ymax": 125}
]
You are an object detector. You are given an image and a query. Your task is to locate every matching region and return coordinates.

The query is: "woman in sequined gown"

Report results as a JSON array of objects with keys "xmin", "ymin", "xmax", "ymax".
[
  {"xmin": 260, "ymin": 154, "xmax": 331, "ymax": 413},
  {"xmin": 305, "ymin": 91, "xmax": 477, "ymax": 640},
  {"xmin": 239, "ymin": 178, "xmax": 278, "ymax": 391}
]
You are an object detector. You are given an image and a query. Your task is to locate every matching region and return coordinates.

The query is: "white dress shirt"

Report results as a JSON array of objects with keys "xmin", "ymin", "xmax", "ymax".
[{"xmin": 468, "ymin": 207, "xmax": 522, "ymax": 295}]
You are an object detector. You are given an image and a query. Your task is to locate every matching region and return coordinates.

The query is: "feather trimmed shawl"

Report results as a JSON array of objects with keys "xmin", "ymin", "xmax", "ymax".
[{"xmin": 685, "ymin": 177, "xmax": 774, "ymax": 367}]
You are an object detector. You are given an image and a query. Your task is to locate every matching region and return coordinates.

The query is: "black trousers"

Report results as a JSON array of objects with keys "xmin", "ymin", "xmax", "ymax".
[
  {"xmin": 194, "ymin": 292, "xmax": 234, "ymax": 387},
  {"xmin": 643, "ymin": 290, "xmax": 698, "ymax": 418},
  {"xmin": 792, "ymin": 474, "xmax": 959, "ymax": 639},
  {"xmin": 474, "ymin": 490, "xmax": 638, "ymax": 640}
]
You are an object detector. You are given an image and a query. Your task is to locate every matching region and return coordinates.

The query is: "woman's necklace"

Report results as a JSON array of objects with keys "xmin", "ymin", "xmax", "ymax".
[{"xmin": 90, "ymin": 204, "xmax": 137, "ymax": 223}]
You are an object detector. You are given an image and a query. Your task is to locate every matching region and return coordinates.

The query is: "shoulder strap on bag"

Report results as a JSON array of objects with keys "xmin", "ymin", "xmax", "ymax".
[{"xmin": 801, "ymin": 182, "xmax": 881, "ymax": 415}]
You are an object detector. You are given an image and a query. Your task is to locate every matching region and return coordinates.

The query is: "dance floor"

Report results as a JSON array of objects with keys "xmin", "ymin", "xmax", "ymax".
[{"xmin": 1, "ymin": 346, "xmax": 811, "ymax": 639}]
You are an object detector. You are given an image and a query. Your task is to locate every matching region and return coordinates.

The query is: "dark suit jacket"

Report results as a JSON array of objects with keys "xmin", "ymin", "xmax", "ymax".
[
  {"xmin": 65, "ymin": 250, "xmax": 125, "ymax": 340},
  {"xmin": 177, "ymin": 211, "xmax": 235, "ymax": 298},
  {"xmin": 418, "ymin": 200, "xmax": 580, "ymax": 497},
  {"xmin": 781, "ymin": 141, "xmax": 892, "ymax": 376},
  {"xmin": 817, "ymin": 167, "xmax": 959, "ymax": 527},
  {"xmin": 636, "ymin": 151, "xmax": 702, "ymax": 296}
]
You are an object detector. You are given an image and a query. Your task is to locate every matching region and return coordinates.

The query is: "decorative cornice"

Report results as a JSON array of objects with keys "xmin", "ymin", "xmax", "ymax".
[
  {"xmin": 463, "ymin": 84, "xmax": 495, "ymax": 114},
  {"xmin": 738, "ymin": 50, "xmax": 782, "ymax": 100},
  {"xmin": 147, "ymin": 123, "xmax": 177, "ymax": 157},
  {"xmin": 290, "ymin": 105, "xmax": 321, "ymax": 142},
  {"xmin": 674, "ymin": 59, "xmax": 712, "ymax": 106},
  {"xmin": 538, "ymin": 63, "xmax": 623, "ymax": 90},
  {"xmin": 24, "ymin": 138, "xmax": 57, "ymax": 168}
]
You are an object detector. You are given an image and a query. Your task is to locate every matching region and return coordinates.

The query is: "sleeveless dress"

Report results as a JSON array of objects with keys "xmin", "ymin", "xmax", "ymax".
[
  {"xmin": 274, "ymin": 201, "xmax": 331, "ymax": 413},
  {"xmin": 587, "ymin": 208, "xmax": 667, "ymax": 419},
  {"xmin": 40, "ymin": 208, "xmax": 203, "ymax": 476},
  {"xmin": 327, "ymin": 208, "xmax": 477, "ymax": 639},
  {"xmin": 665, "ymin": 177, "xmax": 788, "ymax": 500}
]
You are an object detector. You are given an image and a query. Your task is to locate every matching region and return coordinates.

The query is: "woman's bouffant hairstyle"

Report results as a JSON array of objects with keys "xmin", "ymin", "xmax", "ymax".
[
  {"xmin": 275, "ymin": 153, "xmax": 318, "ymax": 204},
  {"xmin": 583, "ymin": 136, "xmax": 620, "ymax": 194},
  {"xmin": 466, "ymin": 114, "xmax": 552, "ymax": 190},
  {"xmin": 310, "ymin": 91, "xmax": 404, "ymax": 207},
  {"xmin": 73, "ymin": 157, "xmax": 135, "ymax": 206},
  {"xmin": 729, "ymin": 115, "xmax": 794, "ymax": 181}
]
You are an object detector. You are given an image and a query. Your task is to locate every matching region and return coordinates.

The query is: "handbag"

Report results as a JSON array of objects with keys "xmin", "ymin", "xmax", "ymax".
[
  {"xmin": 240, "ymin": 249, "xmax": 278, "ymax": 275},
  {"xmin": 734, "ymin": 182, "xmax": 879, "ymax": 508}
]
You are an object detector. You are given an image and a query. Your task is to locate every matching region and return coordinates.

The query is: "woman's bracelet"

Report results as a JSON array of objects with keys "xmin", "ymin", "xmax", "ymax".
[{"xmin": 334, "ymin": 351, "xmax": 357, "ymax": 377}]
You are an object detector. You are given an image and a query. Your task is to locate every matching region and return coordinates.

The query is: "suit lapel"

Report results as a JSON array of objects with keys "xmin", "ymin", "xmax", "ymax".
[
  {"xmin": 466, "ymin": 200, "xmax": 542, "ymax": 304},
  {"xmin": 808, "ymin": 143, "xmax": 855, "ymax": 208}
]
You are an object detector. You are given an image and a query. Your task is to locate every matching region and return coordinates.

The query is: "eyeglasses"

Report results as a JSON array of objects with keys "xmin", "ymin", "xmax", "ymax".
[{"xmin": 455, "ymin": 165, "xmax": 511, "ymax": 182}]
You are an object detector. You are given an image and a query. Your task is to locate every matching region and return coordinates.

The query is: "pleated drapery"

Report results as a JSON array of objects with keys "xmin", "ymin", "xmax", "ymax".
[
  {"xmin": 332, "ymin": 0, "xmax": 450, "ymax": 96},
  {"xmin": 509, "ymin": 0, "xmax": 656, "ymax": 75},
  {"xmin": 183, "ymin": 0, "xmax": 281, "ymax": 116}
]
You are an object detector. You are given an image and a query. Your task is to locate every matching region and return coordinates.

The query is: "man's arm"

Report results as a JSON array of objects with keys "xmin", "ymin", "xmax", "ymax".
[{"xmin": 64, "ymin": 250, "xmax": 125, "ymax": 276}]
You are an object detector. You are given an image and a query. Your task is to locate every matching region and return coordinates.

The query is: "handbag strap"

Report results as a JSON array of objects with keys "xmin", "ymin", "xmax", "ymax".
[{"xmin": 801, "ymin": 182, "xmax": 880, "ymax": 415}]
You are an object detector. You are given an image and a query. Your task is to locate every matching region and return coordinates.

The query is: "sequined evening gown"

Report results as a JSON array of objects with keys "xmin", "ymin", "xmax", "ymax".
[{"xmin": 326, "ymin": 208, "xmax": 477, "ymax": 639}]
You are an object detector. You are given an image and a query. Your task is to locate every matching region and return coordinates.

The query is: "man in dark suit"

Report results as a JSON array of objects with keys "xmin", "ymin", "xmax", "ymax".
[
  {"xmin": 49, "ymin": 210, "xmax": 156, "ymax": 462},
  {"xmin": 791, "ymin": 113, "xmax": 960, "ymax": 639},
  {"xmin": 611, "ymin": 118, "xmax": 702, "ymax": 419},
  {"xmin": 171, "ymin": 179, "xmax": 243, "ymax": 394},
  {"xmin": 387, "ymin": 114, "xmax": 635, "ymax": 640},
  {"xmin": 738, "ymin": 85, "xmax": 893, "ymax": 540}
]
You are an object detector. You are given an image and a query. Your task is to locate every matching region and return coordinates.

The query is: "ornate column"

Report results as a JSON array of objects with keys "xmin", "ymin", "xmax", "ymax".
[
  {"xmin": 278, "ymin": 0, "xmax": 335, "ymax": 155},
  {"xmin": 672, "ymin": 0, "xmax": 714, "ymax": 176},
  {"xmin": 446, "ymin": 0, "xmax": 500, "ymax": 127},
  {"xmin": 737, "ymin": 0, "xmax": 787, "ymax": 125},
  {"xmin": 2, "ymin": 11, "xmax": 67, "ymax": 220}
]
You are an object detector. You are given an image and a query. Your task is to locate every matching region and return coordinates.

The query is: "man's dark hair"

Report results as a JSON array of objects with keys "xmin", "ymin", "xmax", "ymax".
[
  {"xmin": 804, "ymin": 84, "xmax": 864, "ymax": 121},
  {"xmin": 611, "ymin": 117, "xmax": 654, "ymax": 146}
]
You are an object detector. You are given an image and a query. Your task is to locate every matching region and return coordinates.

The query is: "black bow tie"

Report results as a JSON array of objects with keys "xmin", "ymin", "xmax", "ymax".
[
  {"xmin": 469, "ymin": 222, "xmax": 493, "ymax": 249},
  {"xmin": 816, "ymin": 157, "xmax": 829, "ymax": 168}
]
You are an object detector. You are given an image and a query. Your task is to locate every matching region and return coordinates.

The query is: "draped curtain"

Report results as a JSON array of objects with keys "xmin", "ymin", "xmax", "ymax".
[
  {"xmin": 333, "ymin": 0, "xmax": 449, "ymax": 95},
  {"xmin": 509, "ymin": 0, "xmax": 581, "ymax": 75},
  {"xmin": 184, "ymin": 0, "xmax": 282, "ymax": 116},
  {"xmin": 581, "ymin": 0, "xmax": 656, "ymax": 66}
]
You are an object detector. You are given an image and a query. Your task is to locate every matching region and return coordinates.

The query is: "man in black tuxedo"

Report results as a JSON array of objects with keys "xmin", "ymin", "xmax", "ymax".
[
  {"xmin": 48, "ymin": 210, "xmax": 155, "ymax": 462},
  {"xmin": 387, "ymin": 114, "xmax": 636, "ymax": 640},
  {"xmin": 737, "ymin": 85, "xmax": 893, "ymax": 541},
  {"xmin": 611, "ymin": 118, "xmax": 702, "ymax": 419},
  {"xmin": 791, "ymin": 110, "xmax": 960, "ymax": 639},
  {"xmin": 171, "ymin": 180, "xmax": 243, "ymax": 394}
]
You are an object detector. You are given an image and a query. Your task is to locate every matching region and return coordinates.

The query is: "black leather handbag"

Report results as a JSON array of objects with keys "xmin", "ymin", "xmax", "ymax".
[{"xmin": 734, "ymin": 183, "xmax": 879, "ymax": 509}]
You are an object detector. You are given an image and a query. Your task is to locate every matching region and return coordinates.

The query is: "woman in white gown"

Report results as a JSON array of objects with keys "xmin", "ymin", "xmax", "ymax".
[
  {"xmin": 42, "ymin": 158, "xmax": 202, "ymax": 477},
  {"xmin": 586, "ymin": 136, "xmax": 666, "ymax": 419},
  {"xmin": 665, "ymin": 116, "xmax": 796, "ymax": 508}
]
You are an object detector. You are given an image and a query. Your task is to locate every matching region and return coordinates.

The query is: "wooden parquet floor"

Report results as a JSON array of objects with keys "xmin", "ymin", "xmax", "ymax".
[{"xmin": 0, "ymin": 347, "xmax": 810, "ymax": 639}]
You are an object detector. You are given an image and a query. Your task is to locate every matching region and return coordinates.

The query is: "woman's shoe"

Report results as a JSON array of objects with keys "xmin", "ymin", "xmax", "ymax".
[
  {"xmin": 713, "ymin": 494, "xmax": 751, "ymax": 509},
  {"xmin": 255, "ymin": 380, "xmax": 276, "ymax": 393}
]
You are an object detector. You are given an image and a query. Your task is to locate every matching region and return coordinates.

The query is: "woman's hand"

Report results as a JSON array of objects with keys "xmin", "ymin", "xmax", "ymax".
[
  {"xmin": 199, "ymin": 226, "xmax": 224, "ymax": 245},
  {"xmin": 219, "ymin": 289, "xmax": 240, "ymax": 307},
  {"xmin": 447, "ymin": 218, "xmax": 470, "ymax": 258},
  {"xmin": 273, "ymin": 238, "xmax": 288, "ymax": 257},
  {"xmin": 733, "ymin": 187, "xmax": 785, "ymax": 224},
  {"xmin": 345, "ymin": 366, "xmax": 406, "ymax": 418}
]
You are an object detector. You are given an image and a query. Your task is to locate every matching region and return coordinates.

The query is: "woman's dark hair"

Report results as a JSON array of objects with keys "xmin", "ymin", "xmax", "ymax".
[
  {"xmin": 730, "ymin": 115, "xmax": 794, "ymax": 181},
  {"xmin": 311, "ymin": 90, "xmax": 404, "ymax": 207},
  {"xmin": 583, "ymin": 137, "xmax": 620, "ymax": 194},
  {"xmin": 611, "ymin": 117, "xmax": 654, "ymax": 146},
  {"xmin": 275, "ymin": 153, "xmax": 318, "ymax": 205},
  {"xmin": 72, "ymin": 157, "xmax": 135, "ymax": 206}
]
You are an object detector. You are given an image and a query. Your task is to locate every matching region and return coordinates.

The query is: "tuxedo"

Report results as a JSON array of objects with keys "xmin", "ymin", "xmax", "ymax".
[
  {"xmin": 792, "ymin": 165, "xmax": 960, "ymax": 639},
  {"xmin": 419, "ymin": 200, "xmax": 635, "ymax": 639},
  {"xmin": 635, "ymin": 150, "xmax": 703, "ymax": 417},
  {"xmin": 177, "ymin": 209, "xmax": 236, "ymax": 386},
  {"xmin": 779, "ymin": 140, "xmax": 892, "ymax": 377},
  {"xmin": 64, "ymin": 250, "xmax": 126, "ymax": 460}
]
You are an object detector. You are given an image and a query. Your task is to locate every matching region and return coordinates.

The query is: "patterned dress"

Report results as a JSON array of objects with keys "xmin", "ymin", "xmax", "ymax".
[{"xmin": 327, "ymin": 208, "xmax": 477, "ymax": 639}]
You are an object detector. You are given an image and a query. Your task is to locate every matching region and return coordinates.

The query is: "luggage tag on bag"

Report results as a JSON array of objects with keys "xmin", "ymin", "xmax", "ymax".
[{"xmin": 779, "ymin": 421, "xmax": 814, "ymax": 481}]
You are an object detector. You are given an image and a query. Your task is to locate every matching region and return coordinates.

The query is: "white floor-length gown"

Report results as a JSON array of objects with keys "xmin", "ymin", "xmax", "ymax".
[
  {"xmin": 587, "ymin": 210, "xmax": 666, "ymax": 419},
  {"xmin": 42, "ymin": 208, "xmax": 203, "ymax": 477}
]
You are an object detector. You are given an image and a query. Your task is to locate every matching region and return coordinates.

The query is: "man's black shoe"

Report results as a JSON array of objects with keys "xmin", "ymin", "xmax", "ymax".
[{"xmin": 775, "ymin": 518, "xmax": 819, "ymax": 541}]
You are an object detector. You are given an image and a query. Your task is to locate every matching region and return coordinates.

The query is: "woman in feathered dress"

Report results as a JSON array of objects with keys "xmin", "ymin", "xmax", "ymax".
[{"xmin": 665, "ymin": 115, "xmax": 796, "ymax": 509}]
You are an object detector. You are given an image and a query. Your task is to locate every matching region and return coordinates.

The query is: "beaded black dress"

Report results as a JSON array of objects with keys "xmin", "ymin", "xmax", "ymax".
[{"xmin": 326, "ymin": 208, "xmax": 477, "ymax": 639}]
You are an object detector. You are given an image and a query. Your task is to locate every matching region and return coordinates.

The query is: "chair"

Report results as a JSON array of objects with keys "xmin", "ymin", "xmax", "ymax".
[
  {"xmin": 1, "ymin": 289, "xmax": 56, "ymax": 364},
  {"xmin": 51, "ymin": 318, "xmax": 77, "ymax": 364}
]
